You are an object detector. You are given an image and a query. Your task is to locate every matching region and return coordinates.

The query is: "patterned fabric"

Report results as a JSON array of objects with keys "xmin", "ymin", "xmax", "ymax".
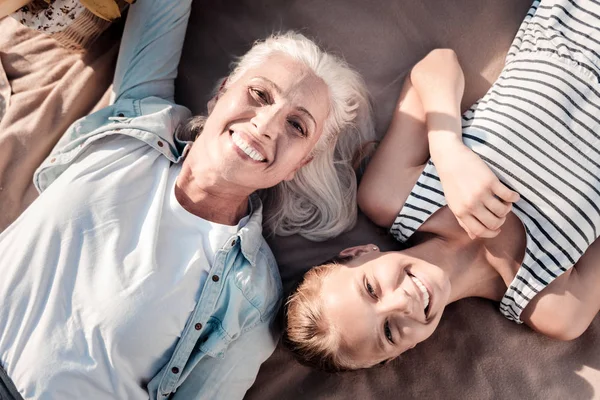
[
  {"xmin": 12, "ymin": 0, "xmax": 85, "ymax": 34},
  {"xmin": 391, "ymin": 0, "xmax": 600, "ymax": 323}
]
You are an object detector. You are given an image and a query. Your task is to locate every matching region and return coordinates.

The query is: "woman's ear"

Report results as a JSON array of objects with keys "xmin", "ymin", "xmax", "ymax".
[
  {"xmin": 207, "ymin": 96, "xmax": 218, "ymax": 114},
  {"xmin": 207, "ymin": 78, "xmax": 228, "ymax": 114},
  {"xmin": 283, "ymin": 156, "xmax": 314, "ymax": 181},
  {"xmin": 338, "ymin": 244, "xmax": 379, "ymax": 258}
]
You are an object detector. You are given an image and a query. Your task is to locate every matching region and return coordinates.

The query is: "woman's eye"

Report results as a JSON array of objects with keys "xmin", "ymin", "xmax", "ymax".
[
  {"xmin": 366, "ymin": 280, "xmax": 377, "ymax": 298},
  {"xmin": 250, "ymin": 88, "xmax": 269, "ymax": 103},
  {"xmin": 384, "ymin": 321, "xmax": 394, "ymax": 344},
  {"xmin": 288, "ymin": 119, "xmax": 305, "ymax": 136}
]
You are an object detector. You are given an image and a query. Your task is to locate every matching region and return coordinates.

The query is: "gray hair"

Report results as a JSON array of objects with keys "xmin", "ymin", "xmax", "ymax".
[{"xmin": 182, "ymin": 32, "xmax": 374, "ymax": 241}]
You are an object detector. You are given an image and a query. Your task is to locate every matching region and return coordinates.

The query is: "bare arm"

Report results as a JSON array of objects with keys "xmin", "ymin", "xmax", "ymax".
[
  {"xmin": 359, "ymin": 49, "xmax": 469, "ymax": 228},
  {"xmin": 521, "ymin": 237, "xmax": 600, "ymax": 341},
  {"xmin": 357, "ymin": 69, "xmax": 429, "ymax": 228},
  {"xmin": 413, "ymin": 49, "xmax": 519, "ymax": 239},
  {"xmin": 360, "ymin": 49, "xmax": 518, "ymax": 232}
]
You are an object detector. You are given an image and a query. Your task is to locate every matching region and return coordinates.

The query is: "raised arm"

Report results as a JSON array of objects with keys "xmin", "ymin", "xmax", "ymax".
[
  {"xmin": 110, "ymin": 0, "xmax": 192, "ymax": 103},
  {"xmin": 411, "ymin": 49, "xmax": 519, "ymax": 239},
  {"xmin": 357, "ymin": 67, "xmax": 430, "ymax": 228}
]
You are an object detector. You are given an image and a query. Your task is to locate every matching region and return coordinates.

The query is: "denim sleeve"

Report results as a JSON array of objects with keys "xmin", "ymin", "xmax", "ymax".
[
  {"xmin": 110, "ymin": 0, "xmax": 192, "ymax": 103},
  {"xmin": 170, "ymin": 321, "xmax": 280, "ymax": 400}
]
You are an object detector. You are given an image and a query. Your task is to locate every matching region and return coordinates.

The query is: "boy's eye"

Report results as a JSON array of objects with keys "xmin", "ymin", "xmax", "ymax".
[{"xmin": 384, "ymin": 321, "xmax": 394, "ymax": 344}]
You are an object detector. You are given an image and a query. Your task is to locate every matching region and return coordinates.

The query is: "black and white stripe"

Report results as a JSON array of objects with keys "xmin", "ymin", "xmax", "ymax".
[{"xmin": 390, "ymin": 0, "xmax": 600, "ymax": 322}]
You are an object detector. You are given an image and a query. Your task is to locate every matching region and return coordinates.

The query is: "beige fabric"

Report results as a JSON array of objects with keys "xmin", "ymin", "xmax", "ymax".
[{"xmin": 0, "ymin": 16, "xmax": 118, "ymax": 232}]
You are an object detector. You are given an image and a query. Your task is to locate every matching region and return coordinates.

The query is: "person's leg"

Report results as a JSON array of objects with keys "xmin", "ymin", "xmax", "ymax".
[
  {"xmin": 357, "ymin": 75, "xmax": 429, "ymax": 228},
  {"xmin": 521, "ymin": 237, "xmax": 600, "ymax": 340},
  {"xmin": 110, "ymin": 0, "xmax": 192, "ymax": 104}
]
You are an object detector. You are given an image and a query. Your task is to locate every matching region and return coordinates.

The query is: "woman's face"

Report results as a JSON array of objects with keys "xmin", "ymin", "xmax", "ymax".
[
  {"xmin": 321, "ymin": 247, "xmax": 452, "ymax": 367},
  {"xmin": 196, "ymin": 53, "xmax": 330, "ymax": 191}
]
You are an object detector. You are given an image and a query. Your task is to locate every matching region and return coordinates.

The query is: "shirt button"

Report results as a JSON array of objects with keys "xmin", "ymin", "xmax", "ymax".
[
  {"xmin": 117, "ymin": 113, "xmax": 125, "ymax": 117},
  {"xmin": 171, "ymin": 367, "xmax": 179, "ymax": 374},
  {"xmin": 194, "ymin": 323, "xmax": 202, "ymax": 330},
  {"xmin": 212, "ymin": 275, "xmax": 220, "ymax": 282},
  {"xmin": 50, "ymin": 158, "xmax": 56, "ymax": 163},
  {"xmin": 230, "ymin": 239, "xmax": 236, "ymax": 246},
  {"xmin": 157, "ymin": 140, "xmax": 164, "ymax": 147}
]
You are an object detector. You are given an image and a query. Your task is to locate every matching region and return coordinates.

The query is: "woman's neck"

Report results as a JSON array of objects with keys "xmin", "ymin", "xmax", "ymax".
[
  {"xmin": 175, "ymin": 159, "xmax": 250, "ymax": 225},
  {"xmin": 410, "ymin": 207, "xmax": 527, "ymax": 305},
  {"xmin": 405, "ymin": 234, "xmax": 508, "ymax": 305}
]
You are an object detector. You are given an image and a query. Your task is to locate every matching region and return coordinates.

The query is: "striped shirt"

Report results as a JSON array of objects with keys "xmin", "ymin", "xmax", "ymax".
[{"xmin": 390, "ymin": 0, "xmax": 600, "ymax": 323}]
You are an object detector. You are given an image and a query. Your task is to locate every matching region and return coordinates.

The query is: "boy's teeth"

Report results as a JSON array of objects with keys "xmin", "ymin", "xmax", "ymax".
[
  {"xmin": 409, "ymin": 275, "xmax": 430, "ymax": 310},
  {"xmin": 232, "ymin": 132, "xmax": 265, "ymax": 161}
]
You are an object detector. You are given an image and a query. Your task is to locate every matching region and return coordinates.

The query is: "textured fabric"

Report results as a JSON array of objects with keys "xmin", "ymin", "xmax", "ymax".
[
  {"xmin": 2, "ymin": 136, "xmax": 217, "ymax": 398},
  {"xmin": 0, "ymin": 16, "xmax": 120, "ymax": 233},
  {"xmin": 11, "ymin": 0, "xmax": 127, "ymax": 51},
  {"xmin": 390, "ymin": 0, "xmax": 600, "ymax": 322},
  {"xmin": 11, "ymin": 0, "xmax": 86, "ymax": 33}
]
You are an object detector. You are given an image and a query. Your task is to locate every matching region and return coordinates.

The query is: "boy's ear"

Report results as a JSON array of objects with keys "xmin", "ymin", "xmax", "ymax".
[{"xmin": 338, "ymin": 244, "xmax": 379, "ymax": 258}]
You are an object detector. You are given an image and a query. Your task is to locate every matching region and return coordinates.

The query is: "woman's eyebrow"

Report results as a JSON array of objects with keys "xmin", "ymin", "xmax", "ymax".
[
  {"xmin": 355, "ymin": 276, "xmax": 387, "ymax": 355},
  {"xmin": 254, "ymin": 76, "xmax": 317, "ymax": 128}
]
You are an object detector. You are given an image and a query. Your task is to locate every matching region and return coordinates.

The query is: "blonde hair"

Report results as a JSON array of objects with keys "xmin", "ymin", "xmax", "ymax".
[
  {"xmin": 179, "ymin": 31, "xmax": 374, "ymax": 242},
  {"xmin": 284, "ymin": 263, "xmax": 362, "ymax": 372}
]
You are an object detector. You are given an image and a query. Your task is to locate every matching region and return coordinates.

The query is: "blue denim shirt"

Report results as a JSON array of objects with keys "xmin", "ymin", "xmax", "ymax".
[{"xmin": 33, "ymin": 0, "xmax": 283, "ymax": 398}]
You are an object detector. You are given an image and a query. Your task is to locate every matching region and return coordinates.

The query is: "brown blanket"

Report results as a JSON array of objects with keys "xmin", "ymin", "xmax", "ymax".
[
  {"xmin": 1, "ymin": 0, "xmax": 599, "ymax": 398},
  {"xmin": 176, "ymin": 0, "xmax": 600, "ymax": 398}
]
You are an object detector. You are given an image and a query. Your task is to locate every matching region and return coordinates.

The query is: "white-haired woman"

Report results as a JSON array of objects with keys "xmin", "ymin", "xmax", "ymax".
[{"xmin": 0, "ymin": 0, "xmax": 373, "ymax": 399}]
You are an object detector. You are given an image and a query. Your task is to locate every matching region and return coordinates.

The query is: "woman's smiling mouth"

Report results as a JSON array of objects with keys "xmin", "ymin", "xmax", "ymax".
[
  {"xmin": 408, "ymin": 272, "xmax": 431, "ymax": 317},
  {"xmin": 231, "ymin": 130, "xmax": 267, "ymax": 162}
]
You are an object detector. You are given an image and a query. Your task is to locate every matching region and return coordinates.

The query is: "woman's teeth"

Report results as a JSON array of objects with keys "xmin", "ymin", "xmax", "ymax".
[
  {"xmin": 409, "ymin": 275, "xmax": 430, "ymax": 311},
  {"xmin": 232, "ymin": 132, "xmax": 266, "ymax": 162}
]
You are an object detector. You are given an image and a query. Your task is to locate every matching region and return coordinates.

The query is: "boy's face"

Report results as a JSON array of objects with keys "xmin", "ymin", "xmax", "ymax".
[{"xmin": 320, "ymin": 248, "xmax": 452, "ymax": 366}]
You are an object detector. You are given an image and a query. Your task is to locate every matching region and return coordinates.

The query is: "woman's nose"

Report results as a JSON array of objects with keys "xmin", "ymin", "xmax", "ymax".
[
  {"xmin": 380, "ymin": 290, "xmax": 413, "ymax": 316},
  {"xmin": 252, "ymin": 107, "xmax": 282, "ymax": 140}
]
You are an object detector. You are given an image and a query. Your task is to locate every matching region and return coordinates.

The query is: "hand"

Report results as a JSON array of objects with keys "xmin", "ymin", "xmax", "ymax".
[{"xmin": 433, "ymin": 139, "xmax": 520, "ymax": 239}]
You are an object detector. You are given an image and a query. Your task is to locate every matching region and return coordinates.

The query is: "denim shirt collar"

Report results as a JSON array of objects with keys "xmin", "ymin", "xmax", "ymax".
[{"xmin": 239, "ymin": 193, "xmax": 265, "ymax": 266}]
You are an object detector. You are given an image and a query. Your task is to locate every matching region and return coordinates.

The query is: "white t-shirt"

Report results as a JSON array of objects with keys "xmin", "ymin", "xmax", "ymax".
[{"xmin": 0, "ymin": 136, "xmax": 246, "ymax": 399}]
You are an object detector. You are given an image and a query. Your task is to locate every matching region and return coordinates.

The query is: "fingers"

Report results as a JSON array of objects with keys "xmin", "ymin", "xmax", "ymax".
[
  {"xmin": 457, "ymin": 214, "xmax": 502, "ymax": 240},
  {"xmin": 492, "ymin": 180, "xmax": 520, "ymax": 204},
  {"xmin": 486, "ymin": 196, "xmax": 513, "ymax": 218}
]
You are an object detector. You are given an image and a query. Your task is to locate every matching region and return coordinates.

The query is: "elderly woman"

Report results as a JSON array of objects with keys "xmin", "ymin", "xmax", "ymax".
[
  {"xmin": 284, "ymin": 0, "xmax": 600, "ymax": 372},
  {"xmin": 0, "ymin": 0, "xmax": 372, "ymax": 398}
]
